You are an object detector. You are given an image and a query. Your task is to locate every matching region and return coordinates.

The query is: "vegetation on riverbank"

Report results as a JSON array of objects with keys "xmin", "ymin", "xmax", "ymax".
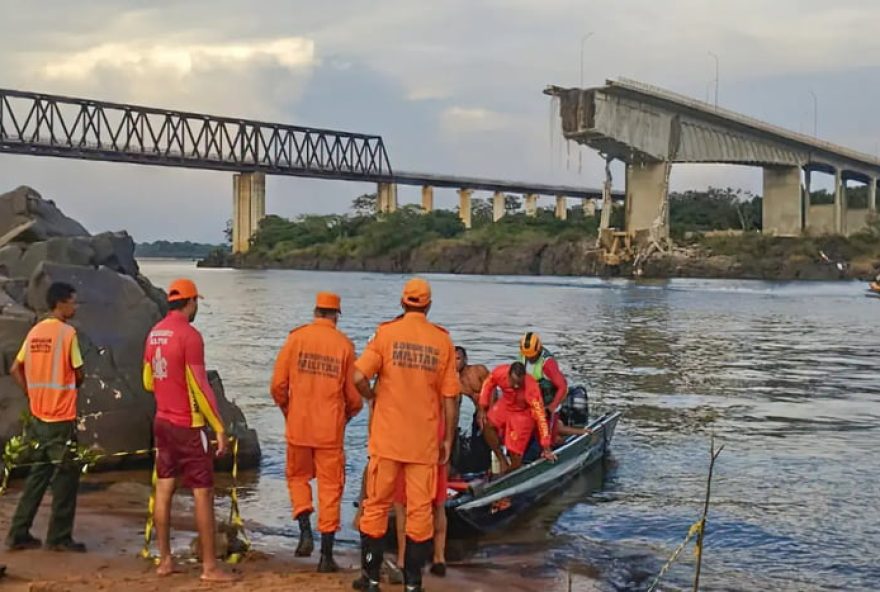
[
  {"xmin": 199, "ymin": 188, "xmax": 880, "ymax": 280},
  {"xmin": 136, "ymin": 240, "xmax": 225, "ymax": 259}
]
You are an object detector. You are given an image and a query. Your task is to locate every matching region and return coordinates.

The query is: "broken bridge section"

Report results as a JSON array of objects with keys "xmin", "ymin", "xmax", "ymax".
[{"xmin": 547, "ymin": 78, "xmax": 880, "ymax": 241}]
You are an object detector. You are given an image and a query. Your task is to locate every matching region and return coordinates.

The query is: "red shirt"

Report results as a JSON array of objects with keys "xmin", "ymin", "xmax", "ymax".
[
  {"xmin": 142, "ymin": 311, "xmax": 224, "ymax": 433},
  {"xmin": 479, "ymin": 365, "xmax": 552, "ymax": 448}
]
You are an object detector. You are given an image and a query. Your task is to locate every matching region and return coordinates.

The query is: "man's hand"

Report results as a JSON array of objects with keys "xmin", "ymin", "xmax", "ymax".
[
  {"xmin": 541, "ymin": 447, "xmax": 557, "ymax": 463},
  {"xmin": 215, "ymin": 432, "xmax": 229, "ymax": 457},
  {"xmin": 476, "ymin": 408, "xmax": 488, "ymax": 431},
  {"xmin": 440, "ymin": 435, "xmax": 454, "ymax": 465}
]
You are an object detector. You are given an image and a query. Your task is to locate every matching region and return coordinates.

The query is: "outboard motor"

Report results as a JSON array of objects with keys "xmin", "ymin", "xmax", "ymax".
[{"xmin": 565, "ymin": 385, "xmax": 590, "ymax": 426}]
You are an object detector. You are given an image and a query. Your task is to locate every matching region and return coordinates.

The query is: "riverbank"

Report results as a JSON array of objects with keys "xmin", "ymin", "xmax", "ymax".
[
  {"xmin": 0, "ymin": 473, "xmax": 597, "ymax": 592},
  {"xmin": 199, "ymin": 233, "xmax": 880, "ymax": 281}
]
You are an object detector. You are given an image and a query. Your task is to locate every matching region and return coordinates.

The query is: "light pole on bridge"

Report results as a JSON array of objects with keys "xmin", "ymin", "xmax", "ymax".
[
  {"xmin": 808, "ymin": 89, "xmax": 819, "ymax": 138},
  {"xmin": 708, "ymin": 51, "xmax": 719, "ymax": 109}
]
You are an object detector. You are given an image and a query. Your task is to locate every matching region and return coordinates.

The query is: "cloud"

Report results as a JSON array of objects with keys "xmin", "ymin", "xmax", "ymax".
[
  {"xmin": 41, "ymin": 37, "xmax": 315, "ymax": 80},
  {"xmin": 441, "ymin": 106, "xmax": 511, "ymax": 133}
]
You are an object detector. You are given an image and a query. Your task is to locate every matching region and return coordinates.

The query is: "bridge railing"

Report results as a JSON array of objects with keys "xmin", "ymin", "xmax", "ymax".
[{"xmin": 0, "ymin": 88, "xmax": 392, "ymax": 180}]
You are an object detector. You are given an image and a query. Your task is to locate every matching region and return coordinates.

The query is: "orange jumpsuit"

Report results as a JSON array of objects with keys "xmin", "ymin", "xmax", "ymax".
[
  {"xmin": 356, "ymin": 312, "xmax": 460, "ymax": 543},
  {"xmin": 270, "ymin": 318, "xmax": 363, "ymax": 533}
]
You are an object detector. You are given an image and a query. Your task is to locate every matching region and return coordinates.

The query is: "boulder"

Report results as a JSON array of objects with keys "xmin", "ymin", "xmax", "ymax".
[
  {"xmin": 27, "ymin": 263, "xmax": 161, "ymax": 375},
  {"xmin": 0, "ymin": 188, "xmax": 260, "ymax": 471},
  {"xmin": 0, "ymin": 186, "xmax": 89, "ymax": 241},
  {"xmin": 0, "ymin": 376, "xmax": 27, "ymax": 444},
  {"xmin": 208, "ymin": 371, "xmax": 261, "ymax": 470}
]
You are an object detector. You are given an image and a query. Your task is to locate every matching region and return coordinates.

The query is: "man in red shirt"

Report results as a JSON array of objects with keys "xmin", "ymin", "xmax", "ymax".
[
  {"xmin": 142, "ymin": 278, "xmax": 237, "ymax": 583},
  {"xmin": 478, "ymin": 362, "xmax": 556, "ymax": 474}
]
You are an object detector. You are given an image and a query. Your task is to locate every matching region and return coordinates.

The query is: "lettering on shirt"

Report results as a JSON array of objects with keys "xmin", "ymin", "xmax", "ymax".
[
  {"xmin": 391, "ymin": 341, "xmax": 440, "ymax": 372},
  {"xmin": 29, "ymin": 337, "xmax": 53, "ymax": 355},
  {"xmin": 149, "ymin": 329, "xmax": 173, "ymax": 347},
  {"xmin": 297, "ymin": 351, "xmax": 342, "ymax": 378}
]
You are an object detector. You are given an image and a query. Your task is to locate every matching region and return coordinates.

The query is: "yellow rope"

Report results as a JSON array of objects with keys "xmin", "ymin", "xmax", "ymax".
[
  {"xmin": 1, "ymin": 434, "xmax": 250, "ymax": 565},
  {"xmin": 646, "ymin": 519, "xmax": 704, "ymax": 592}
]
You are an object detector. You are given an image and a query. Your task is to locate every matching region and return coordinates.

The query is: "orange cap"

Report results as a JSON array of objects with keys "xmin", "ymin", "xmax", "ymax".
[
  {"xmin": 315, "ymin": 291, "xmax": 341, "ymax": 311},
  {"xmin": 401, "ymin": 278, "xmax": 432, "ymax": 308},
  {"xmin": 167, "ymin": 278, "xmax": 202, "ymax": 302}
]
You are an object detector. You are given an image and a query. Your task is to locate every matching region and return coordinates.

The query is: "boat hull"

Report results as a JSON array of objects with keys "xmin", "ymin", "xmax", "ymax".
[{"xmin": 446, "ymin": 411, "xmax": 620, "ymax": 537}]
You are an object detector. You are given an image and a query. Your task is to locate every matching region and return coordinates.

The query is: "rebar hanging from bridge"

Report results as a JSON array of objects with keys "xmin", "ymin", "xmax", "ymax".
[{"xmin": 0, "ymin": 88, "xmax": 392, "ymax": 180}]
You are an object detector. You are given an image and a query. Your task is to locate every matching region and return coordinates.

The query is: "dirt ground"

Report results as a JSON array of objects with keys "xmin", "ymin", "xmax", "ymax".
[{"xmin": 0, "ymin": 477, "xmax": 599, "ymax": 592}]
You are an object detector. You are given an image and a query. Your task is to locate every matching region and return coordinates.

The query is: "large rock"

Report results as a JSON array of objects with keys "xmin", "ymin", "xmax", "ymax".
[
  {"xmin": 0, "ymin": 186, "xmax": 89, "ymax": 242},
  {"xmin": 0, "ymin": 188, "xmax": 260, "ymax": 471}
]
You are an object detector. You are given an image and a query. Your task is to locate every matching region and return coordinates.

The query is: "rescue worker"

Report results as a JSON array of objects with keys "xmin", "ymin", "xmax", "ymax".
[
  {"xmin": 6, "ymin": 282, "xmax": 86, "ymax": 552},
  {"xmin": 270, "ymin": 291, "xmax": 362, "ymax": 572},
  {"xmin": 353, "ymin": 277, "xmax": 459, "ymax": 592},
  {"xmin": 142, "ymin": 279, "xmax": 237, "ymax": 583},
  {"xmin": 456, "ymin": 346, "xmax": 489, "ymax": 406},
  {"xmin": 519, "ymin": 332, "xmax": 568, "ymax": 414},
  {"xmin": 478, "ymin": 362, "xmax": 556, "ymax": 474}
]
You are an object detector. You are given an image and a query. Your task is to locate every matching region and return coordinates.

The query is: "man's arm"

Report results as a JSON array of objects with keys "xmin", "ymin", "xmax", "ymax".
[
  {"xmin": 343, "ymin": 346, "xmax": 364, "ymax": 419},
  {"xmin": 185, "ymin": 332, "xmax": 227, "ymax": 455},
  {"xmin": 440, "ymin": 343, "xmax": 462, "ymax": 465},
  {"xmin": 525, "ymin": 379, "xmax": 555, "ymax": 461},
  {"xmin": 10, "ymin": 359, "xmax": 26, "ymax": 394},
  {"xmin": 270, "ymin": 337, "xmax": 294, "ymax": 415},
  {"xmin": 353, "ymin": 369, "xmax": 375, "ymax": 400},
  {"xmin": 70, "ymin": 333, "xmax": 85, "ymax": 388},
  {"xmin": 353, "ymin": 331, "xmax": 383, "ymax": 401},
  {"xmin": 543, "ymin": 358, "xmax": 568, "ymax": 413},
  {"xmin": 477, "ymin": 369, "xmax": 499, "ymax": 411}
]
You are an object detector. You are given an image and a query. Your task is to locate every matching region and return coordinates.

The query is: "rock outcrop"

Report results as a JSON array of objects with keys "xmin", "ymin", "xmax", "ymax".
[{"xmin": 0, "ymin": 186, "xmax": 260, "ymax": 469}]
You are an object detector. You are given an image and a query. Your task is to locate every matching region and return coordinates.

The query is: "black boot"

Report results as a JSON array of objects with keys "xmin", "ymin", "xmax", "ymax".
[
  {"xmin": 403, "ymin": 537, "xmax": 432, "ymax": 592},
  {"xmin": 352, "ymin": 534, "xmax": 383, "ymax": 591},
  {"xmin": 295, "ymin": 512, "xmax": 314, "ymax": 557},
  {"xmin": 317, "ymin": 532, "xmax": 339, "ymax": 573}
]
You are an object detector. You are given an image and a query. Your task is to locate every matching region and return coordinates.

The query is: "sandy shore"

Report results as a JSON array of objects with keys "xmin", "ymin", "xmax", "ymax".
[{"xmin": 0, "ymin": 473, "xmax": 599, "ymax": 592}]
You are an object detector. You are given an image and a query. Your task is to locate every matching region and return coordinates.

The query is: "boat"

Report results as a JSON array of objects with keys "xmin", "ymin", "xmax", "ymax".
[{"xmin": 445, "ymin": 410, "xmax": 621, "ymax": 537}]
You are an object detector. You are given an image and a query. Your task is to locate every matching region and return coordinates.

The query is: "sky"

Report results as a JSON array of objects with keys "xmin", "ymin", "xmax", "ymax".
[{"xmin": 1, "ymin": 0, "xmax": 879, "ymax": 242}]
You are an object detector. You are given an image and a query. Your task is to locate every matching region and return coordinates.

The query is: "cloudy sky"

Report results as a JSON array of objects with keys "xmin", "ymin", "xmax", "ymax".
[{"xmin": 1, "ymin": 0, "xmax": 879, "ymax": 242}]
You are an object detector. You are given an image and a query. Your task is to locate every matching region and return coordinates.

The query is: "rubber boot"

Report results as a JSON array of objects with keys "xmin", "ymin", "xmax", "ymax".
[
  {"xmin": 295, "ymin": 512, "xmax": 314, "ymax": 557},
  {"xmin": 317, "ymin": 532, "xmax": 339, "ymax": 573},
  {"xmin": 403, "ymin": 537, "xmax": 431, "ymax": 592},
  {"xmin": 352, "ymin": 534, "xmax": 383, "ymax": 591}
]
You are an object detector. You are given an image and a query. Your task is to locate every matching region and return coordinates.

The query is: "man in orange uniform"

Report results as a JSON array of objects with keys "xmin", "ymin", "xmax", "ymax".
[
  {"xmin": 270, "ymin": 291, "xmax": 362, "ymax": 573},
  {"xmin": 6, "ymin": 282, "xmax": 86, "ymax": 552},
  {"xmin": 142, "ymin": 279, "xmax": 236, "ymax": 583},
  {"xmin": 478, "ymin": 362, "xmax": 556, "ymax": 474},
  {"xmin": 353, "ymin": 278, "xmax": 459, "ymax": 592}
]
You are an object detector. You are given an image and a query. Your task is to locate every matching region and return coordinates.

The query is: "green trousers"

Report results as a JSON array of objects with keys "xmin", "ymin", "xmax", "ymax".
[{"xmin": 7, "ymin": 419, "xmax": 80, "ymax": 546}]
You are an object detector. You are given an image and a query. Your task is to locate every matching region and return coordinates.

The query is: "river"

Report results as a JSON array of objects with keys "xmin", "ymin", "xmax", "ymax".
[{"xmin": 139, "ymin": 260, "xmax": 880, "ymax": 591}]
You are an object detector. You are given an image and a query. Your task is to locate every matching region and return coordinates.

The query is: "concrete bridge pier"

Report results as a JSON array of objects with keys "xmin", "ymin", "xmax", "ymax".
[
  {"xmin": 377, "ymin": 182, "xmax": 398, "ymax": 213},
  {"xmin": 458, "ymin": 188, "xmax": 473, "ymax": 229},
  {"xmin": 834, "ymin": 170, "xmax": 845, "ymax": 235},
  {"xmin": 625, "ymin": 161, "xmax": 669, "ymax": 241},
  {"xmin": 870, "ymin": 179, "xmax": 877, "ymax": 213},
  {"xmin": 421, "ymin": 185, "xmax": 434, "ymax": 213},
  {"xmin": 232, "ymin": 171, "xmax": 266, "ymax": 253},
  {"xmin": 555, "ymin": 196, "xmax": 567, "ymax": 220},
  {"xmin": 492, "ymin": 191, "xmax": 505, "ymax": 222},
  {"xmin": 762, "ymin": 165, "xmax": 803, "ymax": 236},
  {"xmin": 525, "ymin": 194, "xmax": 538, "ymax": 217},
  {"xmin": 584, "ymin": 199, "xmax": 597, "ymax": 218}
]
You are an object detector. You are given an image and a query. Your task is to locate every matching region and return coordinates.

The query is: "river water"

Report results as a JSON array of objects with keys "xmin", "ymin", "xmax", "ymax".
[{"xmin": 139, "ymin": 260, "xmax": 880, "ymax": 591}]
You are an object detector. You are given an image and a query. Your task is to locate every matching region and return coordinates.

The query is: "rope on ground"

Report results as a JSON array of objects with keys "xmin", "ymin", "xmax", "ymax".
[
  {"xmin": 139, "ymin": 437, "xmax": 250, "ymax": 565},
  {"xmin": 1, "ymin": 432, "xmax": 251, "ymax": 565},
  {"xmin": 646, "ymin": 518, "xmax": 704, "ymax": 592}
]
